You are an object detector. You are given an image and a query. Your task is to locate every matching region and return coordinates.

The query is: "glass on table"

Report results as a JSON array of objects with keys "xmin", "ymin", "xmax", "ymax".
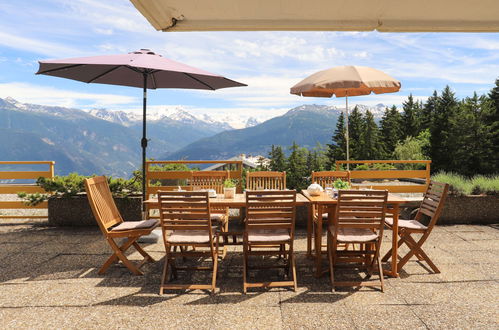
[{"xmin": 324, "ymin": 183, "xmax": 333, "ymax": 197}]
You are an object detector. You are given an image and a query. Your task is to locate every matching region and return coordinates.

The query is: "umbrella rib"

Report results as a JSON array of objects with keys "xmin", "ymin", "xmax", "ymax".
[
  {"xmin": 183, "ymin": 73, "xmax": 216, "ymax": 90},
  {"xmin": 86, "ymin": 66, "xmax": 122, "ymax": 83},
  {"xmin": 151, "ymin": 72, "xmax": 158, "ymax": 89},
  {"xmin": 36, "ymin": 64, "xmax": 84, "ymax": 75}
]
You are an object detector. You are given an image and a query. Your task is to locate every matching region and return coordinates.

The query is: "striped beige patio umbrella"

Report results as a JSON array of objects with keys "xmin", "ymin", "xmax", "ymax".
[{"xmin": 290, "ymin": 65, "xmax": 401, "ymax": 168}]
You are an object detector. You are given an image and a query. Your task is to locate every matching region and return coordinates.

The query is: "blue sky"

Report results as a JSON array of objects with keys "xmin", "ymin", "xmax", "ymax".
[{"xmin": 0, "ymin": 0, "xmax": 498, "ymax": 120}]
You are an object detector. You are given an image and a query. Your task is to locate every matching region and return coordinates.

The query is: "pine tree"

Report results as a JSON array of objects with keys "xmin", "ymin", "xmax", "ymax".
[
  {"xmin": 483, "ymin": 78, "xmax": 499, "ymax": 173},
  {"xmin": 286, "ymin": 142, "xmax": 309, "ymax": 190},
  {"xmin": 360, "ymin": 110, "xmax": 382, "ymax": 160},
  {"xmin": 326, "ymin": 112, "xmax": 346, "ymax": 167},
  {"xmin": 429, "ymin": 86, "xmax": 459, "ymax": 173},
  {"xmin": 380, "ymin": 105, "xmax": 403, "ymax": 158},
  {"xmin": 347, "ymin": 106, "xmax": 364, "ymax": 159},
  {"xmin": 268, "ymin": 145, "xmax": 286, "ymax": 172},
  {"xmin": 308, "ymin": 143, "xmax": 328, "ymax": 171},
  {"xmin": 402, "ymin": 94, "xmax": 419, "ymax": 138},
  {"xmin": 455, "ymin": 93, "xmax": 491, "ymax": 175},
  {"xmin": 421, "ymin": 90, "xmax": 438, "ymax": 131}
]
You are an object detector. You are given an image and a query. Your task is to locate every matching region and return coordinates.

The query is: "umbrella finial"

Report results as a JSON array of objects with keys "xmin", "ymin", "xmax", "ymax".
[{"xmin": 131, "ymin": 49, "xmax": 158, "ymax": 56}]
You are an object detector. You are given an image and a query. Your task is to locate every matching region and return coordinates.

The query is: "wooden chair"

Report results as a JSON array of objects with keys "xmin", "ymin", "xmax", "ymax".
[
  {"xmin": 246, "ymin": 171, "xmax": 286, "ymax": 190},
  {"xmin": 310, "ymin": 171, "xmax": 351, "ymax": 253},
  {"xmin": 191, "ymin": 171, "xmax": 230, "ymax": 257},
  {"xmin": 243, "ymin": 190, "xmax": 297, "ymax": 293},
  {"xmin": 311, "ymin": 170, "xmax": 350, "ymax": 188},
  {"xmin": 382, "ymin": 181, "xmax": 449, "ymax": 273},
  {"xmin": 190, "ymin": 170, "xmax": 229, "ymax": 194},
  {"xmin": 327, "ymin": 189, "xmax": 388, "ymax": 292},
  {"xmin": 84, "ymin": 176, "xmax": 158, "ymax": 276},
  {"xmin": 158, "ymin": 191, "xmax": 219, "ymax": 294}
]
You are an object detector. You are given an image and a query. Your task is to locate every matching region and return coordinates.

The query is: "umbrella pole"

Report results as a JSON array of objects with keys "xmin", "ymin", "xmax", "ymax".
[
  {"xmin": 345, "ymin": 93, "xmax": 350, "ymax": 171},
  {"xmin": 141, "ymin": 73, "xmax": 148, "ymax": 212}
]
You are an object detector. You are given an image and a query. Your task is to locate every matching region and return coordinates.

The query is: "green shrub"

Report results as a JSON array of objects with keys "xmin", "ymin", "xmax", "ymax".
[
  {"xmin": 18, "ymin": 173, "xmax": 141, "ymax": 206},
  {"xmin": 470, "ymin": 175, "xmax": 499, "ymax": 195},
  {"xmin": 431, "ymin": 172, "xmax": 499, "ymax": 195},
  {"xmin": 354, "ymin": 163, "xmax": 396, "ymax": 171}
]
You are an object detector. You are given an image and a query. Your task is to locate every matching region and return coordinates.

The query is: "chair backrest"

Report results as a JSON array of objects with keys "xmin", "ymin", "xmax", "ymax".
[
  {"xmin": 157, "ymin": 191, "xmax": 213, "ymax": 239},
  {"xmin": 84, "ymin": 176, "xmax": 123, "ymax": 234},
  {"xmin": 245, "ymin": 190, "xmax": 296, "ymax": 236},
  {"xmin": 246, "ymin": 171, "xmax": 286, "ymax": 190},
  {"xmin": 190, "ymin": 170, "xmax": 229, "ymax": 194},
  {"xmin": 415, "ymin": 181, "xmax": 449, "ymax": 230},
  {"xmin": 334, "ymin": 189, "xmax": 388, "ymax": 235},
  {"xmin": 311, "ymin": 171, "xmax": 350, "ymax": 187}
]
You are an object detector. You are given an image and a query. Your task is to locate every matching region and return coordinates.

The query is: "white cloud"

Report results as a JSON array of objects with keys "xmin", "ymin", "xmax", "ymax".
[
  {"xmin": 0, "ymin": 30, "xmax": 83, "ymax": 58},
  {"xmin": 0, "ymin": 82, "xmax": 135, "ymax": 108}
]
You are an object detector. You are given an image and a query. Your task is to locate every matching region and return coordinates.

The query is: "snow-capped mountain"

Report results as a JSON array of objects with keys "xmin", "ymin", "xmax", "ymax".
[
  {"xmin": 84, "ymin": 106, "xmax": 257, "ymax": 130},
  {"xmin": 286, "ymin": 103, "xmax": 388, "ymax": 118}
]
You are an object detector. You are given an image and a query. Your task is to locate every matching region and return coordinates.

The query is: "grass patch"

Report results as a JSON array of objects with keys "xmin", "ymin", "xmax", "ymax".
[{"xmin": 432, "ymin": 172, "xmax": 499, "ymax": 195}]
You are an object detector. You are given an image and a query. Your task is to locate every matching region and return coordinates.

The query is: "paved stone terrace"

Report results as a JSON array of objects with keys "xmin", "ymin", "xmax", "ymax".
[{"xmin": 0, "ymin": 220, "xmax": 497, "ymax": 329}]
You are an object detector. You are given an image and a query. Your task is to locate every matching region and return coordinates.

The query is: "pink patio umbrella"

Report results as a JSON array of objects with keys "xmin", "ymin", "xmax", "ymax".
[
  {"xmin": 290, "ymin": 65, "xmax": 400, "ymax": 169},
  {"xmin": 36, "ymin": 49, "xmax": 246, "ymax": 204}
]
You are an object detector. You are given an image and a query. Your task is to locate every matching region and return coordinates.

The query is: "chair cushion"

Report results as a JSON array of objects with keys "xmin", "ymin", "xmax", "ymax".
[
  {"xmin": 248, "ymin": 229, "xmax": 291, "ymax": 242},
  {"xmin": 166, "ymin": 230, "xmax": 214, "ymax": 243},
  {"xmin": 112, "ymin": 219, "xmax": 158, "ymax": 231},
  {"xmin": 335, "ymin": 228, "xmax": 378, "ymax": 243},
  {"xmin": 385, "ymin": 217, "xmax": 427, "ymax": 230}
]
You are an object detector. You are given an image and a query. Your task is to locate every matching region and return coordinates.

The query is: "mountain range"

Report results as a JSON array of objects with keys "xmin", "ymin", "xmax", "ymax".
[{"xmin": 0, "ymin": 97, "xmax": 387, "ymax": 177}]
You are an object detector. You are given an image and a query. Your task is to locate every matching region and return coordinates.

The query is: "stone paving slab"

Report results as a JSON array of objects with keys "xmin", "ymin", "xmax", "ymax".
[{"xmin": 0, "ymin": 221, "xmax": 498, "ymax": 329}]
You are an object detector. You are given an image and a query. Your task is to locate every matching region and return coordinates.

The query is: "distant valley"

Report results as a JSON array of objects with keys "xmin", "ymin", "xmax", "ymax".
[{"xmin": 0, "ymin": 97, "xmax": 387, "ymax": 177}]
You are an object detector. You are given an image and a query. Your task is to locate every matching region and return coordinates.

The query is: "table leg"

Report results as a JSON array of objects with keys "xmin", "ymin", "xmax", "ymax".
[
  {"xmin": 390, "ymin": 204, "xmax": 400, "ymax": 277},
  {"xmin": 306, "ymin": 203, "xmax": 313, "ymax": 258},
  {"xmin": 315, "ymin": 204, "xmax": 323, "ymax": 277}
]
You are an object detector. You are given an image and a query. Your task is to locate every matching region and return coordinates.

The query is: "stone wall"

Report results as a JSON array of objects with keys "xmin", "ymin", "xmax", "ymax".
[
  {"xmin": 48, "ymin": 196, "xmax": 142, "ymax": 226},
  {"xmin": 438, "ymin": 195, "xmax": 499, "ymax": 224}
]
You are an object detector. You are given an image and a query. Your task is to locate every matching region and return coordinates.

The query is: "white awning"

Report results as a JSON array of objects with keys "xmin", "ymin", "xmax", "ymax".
[{"xmin": 130, "ymin": 0, "xmax": 499, "ymax": 32}]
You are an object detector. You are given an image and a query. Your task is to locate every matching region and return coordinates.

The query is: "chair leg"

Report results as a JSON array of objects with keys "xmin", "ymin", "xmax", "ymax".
[
  {"xmin": 242, "ymin": 248, "xmax": 248, "ymax": 294},
  {"xmin": 132, "ymin": 241, "xmax": 156, "ymax": 262},
  {"xmin": 100, "ymin": 237, "xmax": 142, "ymax": 275},
  {"xmin": 399, "ymin": 234, "xmax": 440, "ymax": 273},
  {"xmin": 376, "ymin": 252, "xmax": 385, "ymax": 292},
  {"xmin": 327, "ymin": 231, "xmax": 335, "ymax": 291},
  {"xmin": 160, "ymin": 249, "xmax": 170, "ymax": 295},
  {"xmin": 291, "ymin": 253, "xmax": 298, "ymax": 292},
  {"xmin": 211, "ymin": 253, "xmax": 218, "ymax": 294},
  {"xmin": 382, "ymin": 238, "xmax": 404, "ymax": 262}
]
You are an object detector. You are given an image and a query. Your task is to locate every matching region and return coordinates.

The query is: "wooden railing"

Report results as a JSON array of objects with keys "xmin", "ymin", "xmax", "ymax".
[
  {"xmin": 335, "ymin": 160, "xmax": 431, "ymax": 194},
  {"xmin": 0, "ymin": 161, "xmax": 55, "ymax": 219},
  {"xmin": 145, "ymin": 160, "xmax": 243, "ymax": 196}
]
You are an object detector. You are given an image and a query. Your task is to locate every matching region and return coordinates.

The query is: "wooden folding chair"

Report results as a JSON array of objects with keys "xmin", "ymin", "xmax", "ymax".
[
  {"xmin": 158, "ymin": 191, "xmax": 219, "ymax": 294},
  {"xmin": 243, "ymin": 190, "xmax": 297, "ymax": 293},
  {"xmin": 382, "ymin": 181, "xmax": 449, "ymax": 273},
  {"xmin": 327, "ymin": 189, "xmax": 388, "ymax": 292},
  {"xmin": 84, "ymin": 176, "xmax": 158, "ymax": 276},
  {"xmin": 246, "ymin": 171, "xmax": 286, "ymax": 190}
]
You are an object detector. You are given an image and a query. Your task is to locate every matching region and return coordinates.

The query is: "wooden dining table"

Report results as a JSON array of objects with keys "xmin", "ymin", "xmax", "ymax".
[{"xmin": 301, "ymin": 190, "xmax": 408, "ymax": 278}]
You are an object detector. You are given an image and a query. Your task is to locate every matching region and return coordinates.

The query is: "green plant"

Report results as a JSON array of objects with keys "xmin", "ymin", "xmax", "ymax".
[
  {"xmin": 431, "ymin": 172, "xmax": 499, "ymax": 195},
  {"xmin": 333, "ymin": 179, "xmax": 350, "ymax": 190},
  {"xmin": 354, "ymin": 164, "xmax": 370, "ymax": 171},
  {"xmin": 223, "ymin": 178, "xmax": 237, "ymax": 188},
  {"xmin": 18, "ymin": 173, "xmax": 141, "ymax": 206}
]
